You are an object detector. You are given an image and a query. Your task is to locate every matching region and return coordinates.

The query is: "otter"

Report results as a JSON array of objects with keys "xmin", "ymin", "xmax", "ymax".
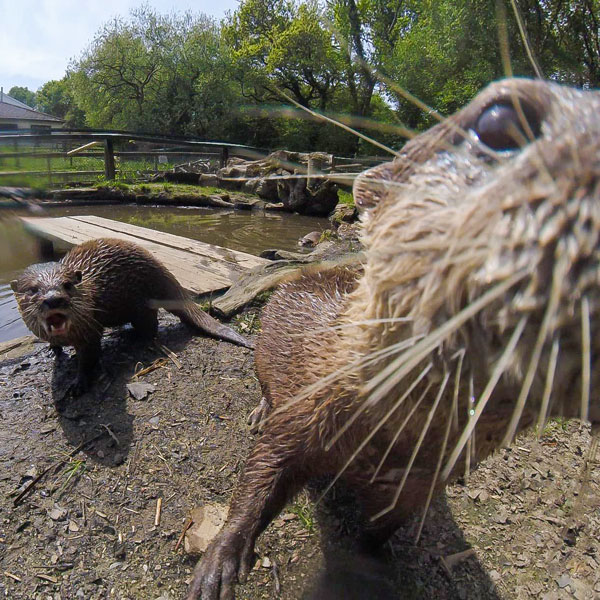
[
  {"xmin": 11, "ymin": 238, "xmax": 252, "ymax": 395},
  {"xmin": 188, "ymin": 78, "xmax": 600, "ymax": 599}
]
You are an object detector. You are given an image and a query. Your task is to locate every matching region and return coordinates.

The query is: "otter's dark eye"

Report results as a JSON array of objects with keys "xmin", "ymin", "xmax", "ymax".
[
  {"xmin": 63, "ymin": 281, "xmax": 74, "ymax": 292},
  {"xmin": 29, "ymin": 286, "xmax": 39, "ymax": 295},
  {"xmin": 475, "ymin": 102, "xmax": 541, "ymax": 151}
]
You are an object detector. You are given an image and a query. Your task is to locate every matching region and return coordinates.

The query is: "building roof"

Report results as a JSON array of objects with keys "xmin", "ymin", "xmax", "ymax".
[{"xmin": 0, "ymin": 89, "xmax": 64, "ymax": 123}]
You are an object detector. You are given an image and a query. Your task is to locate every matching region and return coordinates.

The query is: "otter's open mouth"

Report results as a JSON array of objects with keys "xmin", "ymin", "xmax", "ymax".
[{"xmin": 44, "ymin": 311, "xmax": 69, "ymax": 337}]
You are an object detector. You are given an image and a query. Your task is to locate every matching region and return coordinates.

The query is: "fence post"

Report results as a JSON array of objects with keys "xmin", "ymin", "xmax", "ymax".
[
  {"xmin": 104, "ymin": 138, "xmax": 116, "ymax": 180},
  {"xmin": 14, "ymin": 139, "xmax": 20, "ymax": 169},
  {"xmin": 220, "ymin": 146, "xmax": 229, "ymax": 168}
]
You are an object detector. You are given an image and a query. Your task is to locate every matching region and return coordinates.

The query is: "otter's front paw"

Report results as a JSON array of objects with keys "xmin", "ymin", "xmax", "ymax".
[
  {"xmin": 247, "ymin": 396, "xmax": 271, "ymax": 434},
  {"xmin": 187, "ymin": 532, "xmax": 255, "ymax": 600}
]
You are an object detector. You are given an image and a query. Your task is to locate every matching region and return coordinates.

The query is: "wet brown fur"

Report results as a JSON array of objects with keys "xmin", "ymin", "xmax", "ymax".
[
  {"xmin": 12, "ymin": 238, "xmax": 252, "ymax": 393},
  {"xmin": 189, "ymin": 78, "xmax": 600, "ymax": 599}
]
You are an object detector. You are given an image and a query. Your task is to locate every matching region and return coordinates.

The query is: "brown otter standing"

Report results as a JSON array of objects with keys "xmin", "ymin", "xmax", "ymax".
[
  {"xmin": 11, "ymin": 238, "xmax": 252, "ymax": 395},
  {"xmin": 188, "ymin": 77, "xmax": 600, "ymax": 599}
]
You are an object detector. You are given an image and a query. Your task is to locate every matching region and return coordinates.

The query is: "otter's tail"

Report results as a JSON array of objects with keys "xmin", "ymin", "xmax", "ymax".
[{"xmin": 172, "ymin": 300, "xmax": 254, "ymax": 349}]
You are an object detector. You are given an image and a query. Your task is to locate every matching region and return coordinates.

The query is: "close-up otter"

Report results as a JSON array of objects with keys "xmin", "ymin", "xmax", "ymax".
[
  {"xmin": 11, "ymin": 237, "xmax": 253, "ymax": 395},
  {"xmin": 187, "ymin": 77, "xmax": 600, "ymax": 599}
]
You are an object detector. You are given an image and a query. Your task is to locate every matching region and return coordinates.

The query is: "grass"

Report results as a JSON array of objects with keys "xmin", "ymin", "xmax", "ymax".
[
  {"xmin": 337, "ymin": 189, "xmax": 355, "ymax": 206},
  {"xmin": 234, "ymin": 311, "xmax": 261, "ymax": 335},
  {"xmin": 54, "ymin": 457, "xmax": 87, "ymax": 496},
  {"xmin": 0, "ymin": 144, "xmax": 177, "ymax": 187},
  {"xmin": 290, "ymin": 493, "xmax": 315, "ymax": 533},
  {"xmin": 95, "ymin": 181, "xmax": 244, "ymax": 198}
]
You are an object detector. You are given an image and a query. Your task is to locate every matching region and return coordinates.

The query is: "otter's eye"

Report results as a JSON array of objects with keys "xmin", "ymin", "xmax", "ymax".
[
  {"xmin": 63, "ymin": 281, "xmax": 74, "ymax": 292},
  {"xmin": 29, "ymin": 286, "xmax": 39, "ymax": 295},
  {"xmin": 475, "ymin": 102, "xmax": 541, "ymax": 151}
]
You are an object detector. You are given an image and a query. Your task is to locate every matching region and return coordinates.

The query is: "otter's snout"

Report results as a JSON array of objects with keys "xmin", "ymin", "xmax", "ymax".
[{"xmin": 41, "ymin": 292, "xmax": 69, "ymax": 311}]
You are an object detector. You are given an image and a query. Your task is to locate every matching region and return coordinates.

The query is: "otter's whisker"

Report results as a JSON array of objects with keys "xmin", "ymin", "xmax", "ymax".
[
  {"xmin": 451, "ymin": 349, "xmax": 465, "ymax": 432},
  {"xmin": 265, "ymin": 334, "xmax": 425, "ymax": 427},
  {"xmin": 501, "ymin": 256, "xmax": 568, "ymax": 448},
  {"xmin": 536, "ymin": 337, "xmax": 560, "ymax": 437},
  {"xmin": 508, "ymin": 0, "xmax": 544, "ymax": 79},
  {"xmin": 362, "ymin": 269, "xmax": 530, "ymax": 408},
  {"xmin": 371, "ymin": 371, "xmax": 450, "ymax": 522},
  {"xmin": 324, "ymin": 362, "xmax": 433, "ymax": 453},
  {"xmin": 276, "ymin": 88, "xmax": 399, "ymax": 157},
  {"xmin": 317, "ymin": 364, "xmax": 433, "ymax": 505},
  {"xmin": 369, "ymin": 381, "xmax": 433, "ymax": 483},
  {"xmin": 465, "ymin": 375, "xmax": 475, "ymax": 481},
  {"xmin": 441, "ymin": 316, "xmax": 528, "ymax": 482},
  {"xmin": 415, "ymin": 353, "xmax": 462, "ymax": 544},
  {"xmin": 581, "ymin": 296, "xmax": 591, "ymax": 423}
]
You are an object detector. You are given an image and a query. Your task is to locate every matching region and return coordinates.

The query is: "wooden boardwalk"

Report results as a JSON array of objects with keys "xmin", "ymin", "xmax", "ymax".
[{"xmin": 20, "ymin": 215, "xmax": 269, "ymax": 296}]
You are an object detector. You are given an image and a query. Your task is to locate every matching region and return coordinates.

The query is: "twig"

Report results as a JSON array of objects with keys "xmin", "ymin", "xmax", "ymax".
[
  {"xmin": 3, "ymin": 571, "xmax": 22, "ymax": 582},
  {"xmin": 13, "ymin": 430, "xmax": 107, "ymax": 507},
  {"xmin": 100, "ymin": 424, "xmax": 120, "ymax": 447},
  {"xmin": 154, "ymin": 498, "xmax": 162, "ymax": 527},
  {"xmin": 271, "ymin": 559, "xmax": 281, "ymax": 595},
  {"xmin": 153, "ymin": 341, "xmax": 182, "ymax": 369},
  {"xmin": 440, "ymin": 548, "xmax": 476, "ymax": 576},
  {"xmin": 133, "ymin": 358, "xmax": 168, "ymax": 379},
  {"xmin": 36, "ymin": 573, "xmax": 58, "ymax": 583},
  {"xmin": 174, "ymin": 516, "xmax": 193, "ymax": 552}
]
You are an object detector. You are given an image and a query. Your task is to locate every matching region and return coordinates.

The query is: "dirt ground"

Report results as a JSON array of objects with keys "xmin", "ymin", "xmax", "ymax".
[{"xmin": 0, "ymin": 310, "xmax": 598, "ymax": 600}]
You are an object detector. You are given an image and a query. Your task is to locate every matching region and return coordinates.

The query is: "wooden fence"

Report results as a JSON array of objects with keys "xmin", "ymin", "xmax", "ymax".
[{"xmin": 0, "ymin": 131, "xmax": 266, "ymax": 184}]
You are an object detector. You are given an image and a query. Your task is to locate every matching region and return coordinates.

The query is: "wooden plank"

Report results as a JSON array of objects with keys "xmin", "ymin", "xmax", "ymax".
[
  {"xmin": 69, "ymin": 215, "xmax": 268, "ymax": 271},
  {"xmin": 20, "ymin": 217, "xmax": 237, "ymax": 295},
  {"xmin": 24, "ymin": 216, "xmax": 236, "ymax": 291}
]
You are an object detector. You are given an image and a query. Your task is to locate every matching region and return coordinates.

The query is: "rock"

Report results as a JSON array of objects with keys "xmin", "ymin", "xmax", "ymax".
[
  {"xmin": 213, "ymin": 251, "xmax": 362, "ymax": 317},
  {"xmin": 557, "ymin": 573, "xmax": 573, "ymax": 589},
  {"xmin": 254, "ymin": 177, "xmax": 279, "ymax": 201},
  {"xmin": 198, "ymin": 174, "xmax": 219, "ymax": 187},
  {"xmin": 127, "ymin": 382, "xmax": 156, "ymax": 401},
  {"xmin": 330, "ymin": 203, "xmax": 358, "ymax": 226},
  {"xmin": 264, "ymin": 202, "xmax": 287, "ymax": 211},
  {"xmin": 213, "ymin": 151, "xmax": 339, "ymax": 215},
  {"xmin": 184, "ymin": 504, "xmax": 229, "ymax": 555},
  {"xmin": 298, "ymin": 231, "xmax": 322, "ymax": 247},
  {"xmin": 48, "ymin": 506, "xmax": 68, "ymax": 521},
  {"xmin": 259, "ymin": 249, "xmax": 313, "ymax": 261}
]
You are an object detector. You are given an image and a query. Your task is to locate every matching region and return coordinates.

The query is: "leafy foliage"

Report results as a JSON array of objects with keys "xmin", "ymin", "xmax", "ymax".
[
  {"xmin": 7, "ymin": 86, "xmax": 36, "ymax": 108},
  {"xmin": 24, "ymin": 1, "xmax": 600, "ymax": 153}
]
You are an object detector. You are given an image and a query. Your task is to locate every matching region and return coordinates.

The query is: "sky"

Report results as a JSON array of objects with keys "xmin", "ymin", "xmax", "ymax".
[{"xmin": 0, "ymin": 0, "xmax": 241, "ymax": 94}]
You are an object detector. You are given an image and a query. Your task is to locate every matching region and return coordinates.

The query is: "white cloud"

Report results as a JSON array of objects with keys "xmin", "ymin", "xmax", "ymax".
[{"xmin": 0, "ymin": 0, "xmax": 240, "ymax": 92}]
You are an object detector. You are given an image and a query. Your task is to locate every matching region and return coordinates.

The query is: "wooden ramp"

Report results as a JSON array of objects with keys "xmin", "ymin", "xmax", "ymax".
[{"xmin": 20, "ymin": 215, "xmax": 269, "ymax": 296}]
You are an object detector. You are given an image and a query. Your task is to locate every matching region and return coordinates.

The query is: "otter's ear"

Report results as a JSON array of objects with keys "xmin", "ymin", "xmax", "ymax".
[
  {"xmin": 10, "ymin": 280, "xmax": 18, "ymax": 292},
  {"xmin": 74, "ymin": 270, "xmax": 83, "ymax": 283}
]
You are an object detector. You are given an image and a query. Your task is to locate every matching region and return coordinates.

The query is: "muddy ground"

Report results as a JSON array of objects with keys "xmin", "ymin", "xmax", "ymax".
[{"xmin": 0, "ymin": 311, "xmax": 598, "ymax": 600}]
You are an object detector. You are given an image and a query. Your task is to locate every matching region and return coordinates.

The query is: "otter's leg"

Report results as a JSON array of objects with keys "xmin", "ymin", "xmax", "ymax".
[
  {"xmin": 72, "ymin": 336, "xmax": 102, "ymax": 395},
  {"xmin": 187, "ymin": 434, "xmax": 312, "ymax": 600},
  {"xmin": 131, "ymin": 307, "xmax": 159, "ymax": 339},
  {"xmin": 353, "ymin": 475, "xmax": 432, "ymax": 549},
  {"xmin": 49, "ymin": 344, "xmax": 63, "ymax": 358}
]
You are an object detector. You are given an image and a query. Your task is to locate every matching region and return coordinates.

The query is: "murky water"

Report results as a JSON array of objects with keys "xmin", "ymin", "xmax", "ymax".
[{"xmin": 0, "ymin": 204, "xmax": 330, "ymax": 343}]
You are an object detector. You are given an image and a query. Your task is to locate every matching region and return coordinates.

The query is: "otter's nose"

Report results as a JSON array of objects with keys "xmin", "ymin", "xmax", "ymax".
[{"xmin": 41, "ymin": 293, "xmax": 68, "ymax": 310}]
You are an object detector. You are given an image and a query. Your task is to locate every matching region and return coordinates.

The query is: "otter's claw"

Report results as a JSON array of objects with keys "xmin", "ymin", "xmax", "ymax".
[
  {"xmin": 247, "ymin": 396, "xmax": 271, "ymax": 434},
  {"xmin": 187, "ymin": 532, "xmax": 255, "ymax": 600}
]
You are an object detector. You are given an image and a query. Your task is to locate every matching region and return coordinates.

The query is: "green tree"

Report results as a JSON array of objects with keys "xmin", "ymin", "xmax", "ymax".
[
  {"xmin": 69, "ymin": 6, "xmax": 233, "ymax": 135},
  {"xmin": 224, "ymin": 0, "xmax": 340, "ymax": 108},
  {"xmin": 7, "ymin": 86, "xmax": 36, "ymax": 107},
  {"xmin": 35, "ymin": 78, "xmax": 86, "ymax": 127}
]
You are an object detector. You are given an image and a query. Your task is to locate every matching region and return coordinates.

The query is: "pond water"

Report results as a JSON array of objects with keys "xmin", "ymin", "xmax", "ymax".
[{"xmin": 0, "ymin": 204, "xmax": 330, "ymax": 343}]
